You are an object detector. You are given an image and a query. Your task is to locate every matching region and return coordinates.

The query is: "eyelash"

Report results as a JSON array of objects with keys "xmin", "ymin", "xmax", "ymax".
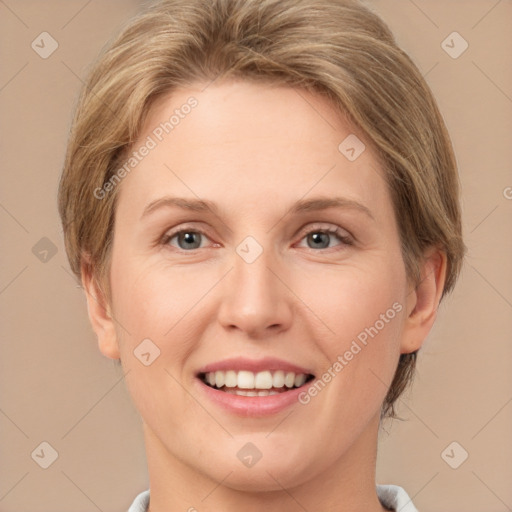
[{"xmin": 160, "ymin": 224, "xmax": 354, "ymax": 252}]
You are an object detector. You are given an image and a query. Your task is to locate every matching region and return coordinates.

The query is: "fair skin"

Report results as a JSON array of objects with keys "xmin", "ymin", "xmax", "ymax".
[{"xmin": 82, "ymin": 79, "xmax": 446, "ymax": 512}]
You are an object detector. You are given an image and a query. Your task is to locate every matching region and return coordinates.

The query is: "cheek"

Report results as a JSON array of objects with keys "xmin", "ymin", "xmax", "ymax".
[
  {"xmin": 110, "ymin": 256, "xmax": 211, "ymax": 341},
  {"xmin": 298, "ymin": 260, "xmax": 406, "ymax": 401},
  {"xmin": 301, "ymin": 258, "xmax": 405, "ymax": 341},
  {"xmin": 109, "ymin": 261, "xmax": 202, "ymax": 423}
]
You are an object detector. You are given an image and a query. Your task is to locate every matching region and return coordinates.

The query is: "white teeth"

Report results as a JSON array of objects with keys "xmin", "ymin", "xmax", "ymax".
[
  {"xmin": 202, "ymin": 370, "xmax": 311, "ymax": 391},
  {"xmin": 254, "ymin": 370, "xmax": 273, "ymax": 389},
  {"xmin": 273, "ymin": 370, "xmax": 285, "ymax": 387},
  {"xmin": 284, "ymin": 372, "xmax": 295, "ymax": 388},
  {"xmin": 215, "ymin": 371, "xmax": 225, "ymax": 388},
  {"xmin": 224, "ymin": 389, "xmax": 281, "ymax": 396},
  {"xmin": 294, "ymin": 373, "xmax": 307, "ymax": 387},
  {"xmin": 224, "ymin": 370, "xmax": 237, "ymax": 387},
  {"xmin": 237, "ymin": 370, "xmax": 254, "ymax": 389},
  {"xmin": 207, "ymin": 372, "xmax": 216, "ymax": 386}
]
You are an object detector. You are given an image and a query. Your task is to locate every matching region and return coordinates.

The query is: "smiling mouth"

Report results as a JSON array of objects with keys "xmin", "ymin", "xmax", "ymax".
[{"xmin": 198, "ymin": 370, "xmax": 315, "ymax": 396}]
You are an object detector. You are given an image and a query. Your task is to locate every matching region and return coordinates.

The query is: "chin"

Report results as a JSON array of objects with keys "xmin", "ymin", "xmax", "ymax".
[
  {"xmin": 199, "ymin": 442, "xmax": 317, "ymax": 492},
  {"xmin": 217, "ymin": 463, "xmax": 311, "ymax": 493}
]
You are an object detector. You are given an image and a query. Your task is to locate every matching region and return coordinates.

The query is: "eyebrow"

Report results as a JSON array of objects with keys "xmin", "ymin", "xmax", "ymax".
[{"xmin": 141, "ymin": 195, "xmax": 374, "ymax": 220}]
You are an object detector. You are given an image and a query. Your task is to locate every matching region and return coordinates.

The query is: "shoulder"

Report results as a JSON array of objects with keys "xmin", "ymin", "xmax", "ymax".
[
  {"xmin": 128, "ymin": 486, "xmax": 419, "ymax": 512},
  {"xmin": 127, "ymin": 489, "xmax": 150, "ymax": 512},
  {"xmin": 377, "ymin": 484, "xmax": 419, "ymax": 512}
]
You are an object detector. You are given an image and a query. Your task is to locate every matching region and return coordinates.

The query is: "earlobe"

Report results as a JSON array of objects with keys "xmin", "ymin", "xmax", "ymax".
[
  {"xmin": 400, "ymin": 248, "xmax": 448, "ymax": 354},
  {"xmin": 80, "ymin": 258, "xmax": 120, "ymax": 360}
]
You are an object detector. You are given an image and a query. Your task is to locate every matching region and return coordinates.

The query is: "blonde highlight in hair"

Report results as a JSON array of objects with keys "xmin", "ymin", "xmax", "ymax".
[{"xmin": 58, "ymin": 0, "xmax": 466, "ymax": 419}]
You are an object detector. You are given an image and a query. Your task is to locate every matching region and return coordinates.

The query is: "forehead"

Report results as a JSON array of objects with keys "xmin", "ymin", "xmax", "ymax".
[{"xmin": 116, "ymin": 79, "xmax": 391, "ymax": 220}]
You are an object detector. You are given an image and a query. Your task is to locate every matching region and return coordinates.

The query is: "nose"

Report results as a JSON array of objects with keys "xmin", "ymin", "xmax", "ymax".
[{"xmin": 217, "ymin": 244, "xmax": 293, "ymax": 338}]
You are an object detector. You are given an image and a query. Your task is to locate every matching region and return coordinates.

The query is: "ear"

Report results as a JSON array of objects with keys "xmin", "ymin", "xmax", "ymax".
[
  {"xmin": 400, "ymin": 247, "xmax": 448, "ymax": 354},
  {"xmin": 80, "ymin": 256, "xmax": 120, "ymax": 360}
]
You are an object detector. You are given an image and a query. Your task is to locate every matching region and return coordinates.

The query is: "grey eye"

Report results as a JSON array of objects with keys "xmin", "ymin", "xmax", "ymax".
[
  {"xmin": 171, "ymin": 231, "xmax": 204, "ymax": 250},
  {"xmin": 306, "ymin": 232, "xmax": 331, "ymax": 249}
]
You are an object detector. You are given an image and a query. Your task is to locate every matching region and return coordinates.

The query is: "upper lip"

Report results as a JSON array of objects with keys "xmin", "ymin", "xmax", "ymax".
[{"xmin": 196, "ymin": 357, "xmax": 314, "ymax": 376}]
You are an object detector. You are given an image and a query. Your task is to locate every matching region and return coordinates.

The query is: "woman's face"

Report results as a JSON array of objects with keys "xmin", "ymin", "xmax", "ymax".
[{"xmin": 97, "ymin": 79, "xmax": 422, "ymax": 490}]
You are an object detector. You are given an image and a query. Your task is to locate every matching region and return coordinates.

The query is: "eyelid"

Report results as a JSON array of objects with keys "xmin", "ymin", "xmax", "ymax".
[
  {"xmin": 295, "ymin": 222, "xmax": 353, "ymax": 241},
  {"xmin": 160, "ymin": 223, "xmax": 215, "ymax": 248},
  {"xmin": 161, "ymin": 221, "xmax": 354, "ymax": 250},
  {"xmin": 293, "ymin": 223, "xmax": 354, "ymax": 250}
]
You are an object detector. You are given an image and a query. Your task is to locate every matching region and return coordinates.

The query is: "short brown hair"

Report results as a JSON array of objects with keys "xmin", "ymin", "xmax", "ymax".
[{"xmin": 58, "ymin": 0, "xmax": 466, "ymax": 419}]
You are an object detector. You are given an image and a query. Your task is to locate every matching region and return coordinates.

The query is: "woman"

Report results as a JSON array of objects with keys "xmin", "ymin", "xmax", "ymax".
[{"xmin": 58, "ymin": 0, "xmax": 465, "ymax": 510}]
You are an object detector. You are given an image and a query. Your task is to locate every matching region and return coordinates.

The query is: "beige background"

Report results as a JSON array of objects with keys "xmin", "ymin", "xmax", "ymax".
[{"xmin": 0, "ymin": 1, "xmax": 511, "ymax": 511}]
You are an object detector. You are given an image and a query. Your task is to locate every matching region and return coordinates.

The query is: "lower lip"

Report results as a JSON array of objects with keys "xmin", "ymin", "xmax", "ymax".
[{"xmin": 195, "ymin": 377, "xmax": 310, "ymax": 417}]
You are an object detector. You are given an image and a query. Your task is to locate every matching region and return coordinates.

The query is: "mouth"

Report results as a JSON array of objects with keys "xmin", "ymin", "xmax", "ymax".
[{"xmin": 197, "ymin": 370, "xmax": 315, "ymax": 396}]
